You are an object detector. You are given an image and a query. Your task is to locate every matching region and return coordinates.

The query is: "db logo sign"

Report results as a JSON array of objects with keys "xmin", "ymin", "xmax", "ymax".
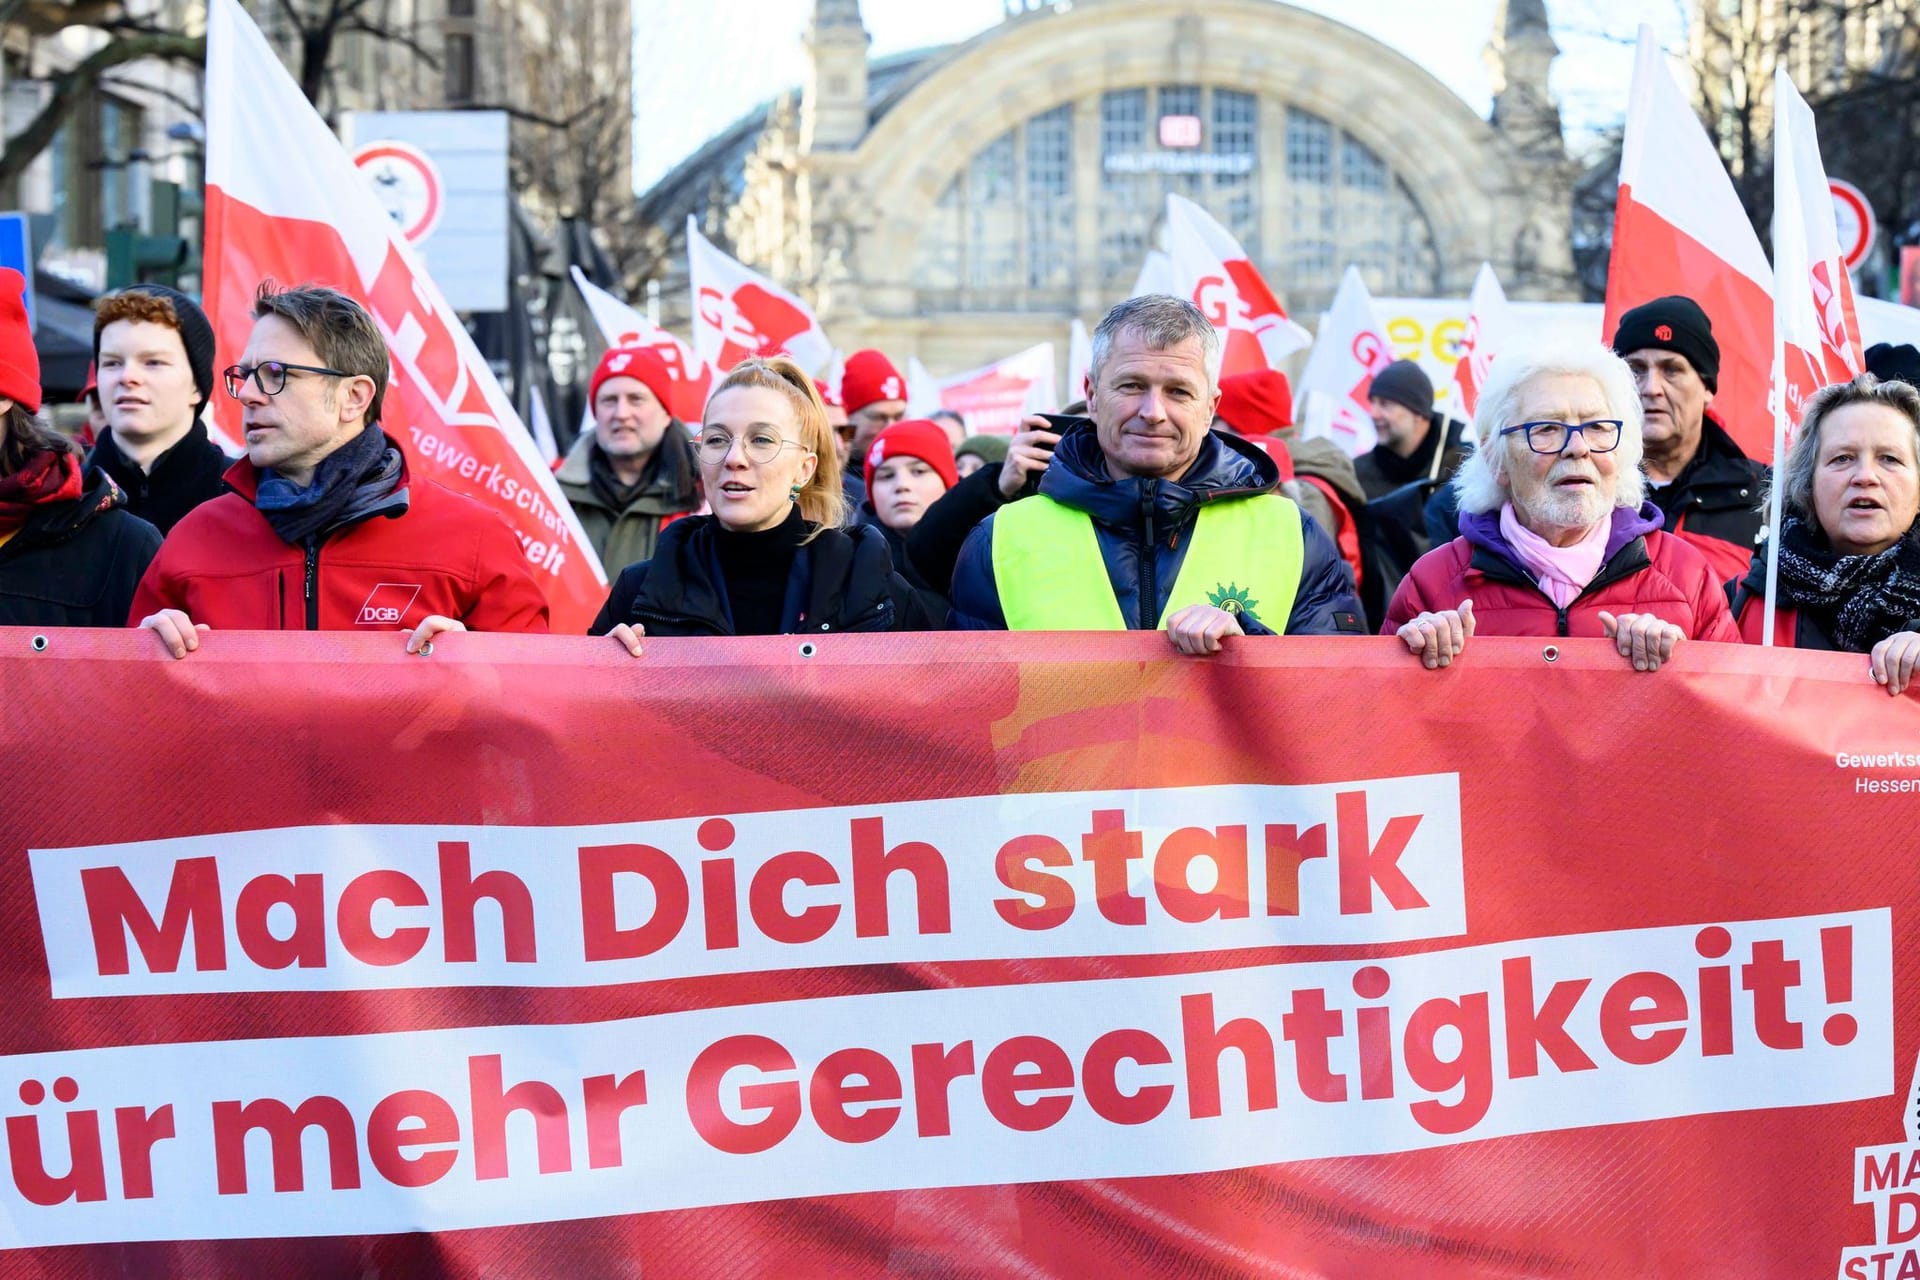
[{"xmin": 357, "ymin": 583, "xmax": 422, "ymax": 626}]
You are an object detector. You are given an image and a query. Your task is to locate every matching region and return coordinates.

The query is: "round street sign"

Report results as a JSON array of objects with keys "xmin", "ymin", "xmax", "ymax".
[
  {"xmin": 1829, "ymin": 178, "xmax": 1875, "ymax": 274},
  {"xmin": 352, "ymin": 140, "xmax": 443, "ymax": 244}
]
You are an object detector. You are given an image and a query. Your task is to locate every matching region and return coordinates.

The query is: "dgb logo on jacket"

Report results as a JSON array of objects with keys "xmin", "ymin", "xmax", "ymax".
[{"xmin": 357, "ymin": 583, "xmax": 422, "ymax": 626}]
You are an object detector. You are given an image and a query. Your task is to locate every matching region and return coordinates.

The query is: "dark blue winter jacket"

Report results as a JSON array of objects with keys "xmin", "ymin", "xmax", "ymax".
[{"xmin": 947, "ymin": 421, "xmax": 1364, "ymax": 634}]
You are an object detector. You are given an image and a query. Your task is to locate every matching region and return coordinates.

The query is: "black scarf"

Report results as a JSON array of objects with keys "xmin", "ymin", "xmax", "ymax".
[
  {"xmin": 1770, "ymin": 513, "xmax": 1920, "ymax": 652},
  {"xmin": 588, "ymin": 441, "xmax": 650, "ymax": 512},
  {"xmin": 254, "ymin": 426, "xmax": 408, "ymax": 546}
]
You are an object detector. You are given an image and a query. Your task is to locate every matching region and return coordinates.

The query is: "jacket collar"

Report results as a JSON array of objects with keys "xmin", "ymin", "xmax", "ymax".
[{"xmin": 1461, "ymin": 501, "xmax": 1664, "ymax": 579}]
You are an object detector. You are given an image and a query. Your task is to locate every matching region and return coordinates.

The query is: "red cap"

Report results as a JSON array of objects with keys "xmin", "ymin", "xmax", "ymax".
[
  {"xmin": 589, "ymin": 346, "xmax": 675, "ymax": 417},
  {"xmin": 0, "ymin": 268, "xmax": 41, "ymax": 414},
  {"xmin": 1216, "ymin": 369, "xmax": 1292, "ymax": 437},
  {"xmin": 813, "ymin": 377, "xmax": 841, "ymax": 410},
  {"xmin": 864, "ymin": 419, "xmax": 958, "ymax": 493},
  {"xmin": 1239, "ymin": 433, "xmax": 1296, "ymax": 481},
  {"xmin": 79, "ymin": 360, "xmax": 98, "ymax": 403},
  {"xmin": 841, "ymin": 349, "xmax": 906, "ymax": 415}
]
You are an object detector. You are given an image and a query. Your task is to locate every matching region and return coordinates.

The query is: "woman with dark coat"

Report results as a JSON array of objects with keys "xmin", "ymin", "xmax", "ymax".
[
  {"xmin": 0, "ymin": 268, "xmax": 160, "ymax": 628},
  {"xmin": 1731, "ymin": 374, "xmax": 1920, "ymax": 694},
  {"xmin": 592, "ymin": 356, "xmax": 939, "ymax": 644}
]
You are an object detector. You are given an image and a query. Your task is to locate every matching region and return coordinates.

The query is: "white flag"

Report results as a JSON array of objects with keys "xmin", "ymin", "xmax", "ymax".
[
  {"xmin": 686, "ymin": 217, "xmax": 832, "ymax": 375},
  {"xmin": 570, "ymin": 266, "xmax": 714, "ymax": 424},
  {"xmin": 1067, "ymin": 317, "xmax": 1092, "ymax": 402},
  {"xmin": 1163, "ymin": 193, "xmax": 1312, "ymax": 376},
  {"xmin": 1130, "ymin": 250, "xmax": 1175, "ymax": 300},
  {"xmin": 1295, "ymin": 265, "xmax": 1392, "ymax": 458},
  {"xmin": 1451, "ymin": 262, "xmax": 1511, "ymax": 421},
  {"xmin": 906, "ymin": 357, "xmax": 941, "ymax": 416},
  {"xmin": 525, "ymin": 386, "xmax": 559, "ymax": 464}
]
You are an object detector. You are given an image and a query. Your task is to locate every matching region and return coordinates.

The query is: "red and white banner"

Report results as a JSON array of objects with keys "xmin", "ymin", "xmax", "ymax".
[
  {"xmin": 570, "ymin": 266, "xmax": 713, "ymax": 425},
  {"xmin": 1771, "ymin": 67, "xmax": 1866, "ymax": 429},
  {"xmin": 1164, "ymin": 194, "xmax": 1312, "ymax": 378},
  {"xmin": 686, "ymin": 218, "xmax": 832, "ymax": 376},
  {"xmin": 200, "ymin": 0, "xmax": 605, "ymax": 629},
  {"xmin": 6, "ymin": 629, "xmax": 1918, "ymax": 1275},
  {"xmin": 1297, "ymin": 265, "xmax": 1392, "ymax": 457},
  {"xmin": 930, "ymin": 343, "xmax": 1058, "ymax": 435},
  {"xmin": 1451, "ymin": 262, "xmax": 1511, "ymax": 421},
  {"xmin": 1604, "ymin": 26, "xmax": 1776, "ymax": 460}
]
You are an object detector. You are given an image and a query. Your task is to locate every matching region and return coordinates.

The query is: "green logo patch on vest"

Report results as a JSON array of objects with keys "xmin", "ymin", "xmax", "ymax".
[{"xmin": 1206, "ymin": 583, "xmax": 1258, "ymax": 615}]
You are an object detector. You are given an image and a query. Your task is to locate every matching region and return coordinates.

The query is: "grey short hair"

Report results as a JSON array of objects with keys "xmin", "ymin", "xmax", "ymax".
[
  {"xmin": 1775, "ymin": 373, "xmax": 1920, "ymax": 522},
  {"xmin": 1088, "ymin": 294, "xmax": 1221, "ymax": 391},
  {"xmin": 1453, "ymin": 342, "xmax": 1647, "ymax": 515}
]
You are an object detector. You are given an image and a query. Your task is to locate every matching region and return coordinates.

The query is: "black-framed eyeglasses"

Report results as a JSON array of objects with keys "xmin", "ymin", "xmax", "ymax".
[
  {"xmin": 222, "ymin": 361, "xmax": 353, "ymax": 399},
  {"xmin": 1498, "ymin": 420, "xmax": 1624, "ymax": 454}
]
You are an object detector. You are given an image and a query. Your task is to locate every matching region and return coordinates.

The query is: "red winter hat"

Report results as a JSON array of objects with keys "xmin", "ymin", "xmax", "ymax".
[
  {"xmin": 589, "ymin": 346, "xmax": 675, "ymax": 416},
  {"xmin": 841, "ymin": 348, "xmax": 906, "ymax": 415},
  {"xmin": 1216, "ymin": 369, "xmax": 1292, "ymax": 437},
  {"xmin": 812, "ymin": 377, "xmax": 841, "ymax": 410},
  {"xmin": 0, "ymin": 268, "xmax": 41, "ymax": 414},
  {"xmin": 864, "ymin": 419, "xmax": 957, "ymax": 492}
]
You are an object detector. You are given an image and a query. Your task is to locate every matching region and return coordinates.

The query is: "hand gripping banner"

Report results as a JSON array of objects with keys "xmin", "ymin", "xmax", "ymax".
[{"xmin": 2, "ymin": 629, "xmax": 1918, "ymax": 1278}]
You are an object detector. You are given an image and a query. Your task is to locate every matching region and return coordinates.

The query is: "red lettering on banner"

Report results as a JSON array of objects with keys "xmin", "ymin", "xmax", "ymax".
[
  {"xmin": 1403, "ymin": 993, "xmax": 1494, "ymax": 1134},
  {"xmin": 1864, "ymin": 1150, "xmax": 1920, "ymax": 1194},
  {"xmin": 687, "ymin": 1035, "xmax": 800, "ymax": 1156},
  {"xmin": 849, "ymin": 817, "xmax": 952, "ymax": 938},
  {"xmin": 1082, "ymin": 809, "xmax": 1146, "ymax": 925},
  {"xmin": 437, "ymin": 841, "xmax": 536, "ymax": 964},
  {"xmin": 1082, "ymin": 1029, "xmax": 1174, "ymax": 1125},
  {"xmin": 213, "ymin": 1095, "xmax": 360, "ymax": 1194},
  {"xmin": 747, "ymin": 851, "xmax": 841, "ymax": 945},
  {"xmin": 1262, "ymin": 823, "xmax": 1328, "ymax": 916},
  {"xmin": 810, "ymin": 1047, "xmax": 903, "ymax": 1144},
  {"xmin": 1845, "ymin": 1252, "xmax": 1920, "ymax": 1280},
  {"xmin": 337, "ymin": 869, "xmax": 431, "ymax": 967},
  {"xmin": 1182, "ymin": 992, "xmax": 1280, "ymax": 1120},
  {"xmin": 1891, "ymin": 1194, "xmax": 1920, "ymax": 1246},
  {"xmin": 1598, "ymin": 971, "xmax": 1690, "ymax": 1065},
  {"xmin": 1154, "ymin": 826, "xmax": 1250, "ymax": 923},
  {"xmin": 583, "ymin": 1070, "xmax": 651, "ymax": 1170},
  {"xmin": 579, "ymin": 843, "xmax": 689, "ymax": 961},
  {"xmin": 981, "ymin": 1036, "xmax": 1075, "ymax": 1133},
  {"xmin": 910, "ymin": 1040, "xmax": 977, "ymax": 1138},
  {"xmin": 1281, "ymin": 987, "xmax": 1348, "ymax": 1103},
  {"xmin": 1742, "ymin": 938, "xmax": 1805, "ymax": 1049},
  {"xmin": 82, "ymin": 858, "xmax": 225, "ymax": 975},
  {"xmin": 366, "ymin": 1089, "xmax": 461, "ymax": 1188},
  {"xmin": 1502, "ymin": 956, "xmax": 1597, "ymax": 1077},
  {"xmin": 470, "ymin": 1054, "xmax": 572, "ymax": 1179},
  {"xmin": 235, "ymin": 873, "xmax": 326, "ymax": 969},
  {"xmin": 6, "ymin": 1078, "xmax": 109, "ymax": 1205},
  {"xmin": 113, "ymin": 1102, "xmax": 175, "ymax": 1200},
  {"xmin": 1336, "ymin": 790, "xmax": 1428, "ymax": 914},
  {"xmin": 992, "ymin": 834, "xmax": 1074, "ymax": 929}
]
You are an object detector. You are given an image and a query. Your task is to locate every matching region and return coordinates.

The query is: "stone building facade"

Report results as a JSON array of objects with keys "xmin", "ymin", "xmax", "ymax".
[{"xmin": 639, "ymin": 0, "xmax": 1579, "ymax": 380}]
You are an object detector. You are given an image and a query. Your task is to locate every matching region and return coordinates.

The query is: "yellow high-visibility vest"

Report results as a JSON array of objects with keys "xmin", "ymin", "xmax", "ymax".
[{"xmin": 990, "ymin": 492, "xmax": 1304, "ymax": 631}]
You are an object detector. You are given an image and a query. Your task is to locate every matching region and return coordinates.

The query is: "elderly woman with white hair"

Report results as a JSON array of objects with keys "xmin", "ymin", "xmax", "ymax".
[
  {"xmin": 1730, "ymin": 374, "xmax": 1920, "ymax": 694},
  {"xmin": 1384, "ymin": 342, "xmax": 1740, "ymax": 669}
]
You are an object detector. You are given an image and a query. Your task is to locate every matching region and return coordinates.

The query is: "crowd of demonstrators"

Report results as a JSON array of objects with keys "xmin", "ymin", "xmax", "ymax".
[
  {"xmin": 134, "ymin": 281, "xmax": 548, "ymax": 657},
  {"xmin": 1355, "ymin": 359, "xmax": 1472, "ymax": 502},
  {"xmin": 948, "ymin": 295, "xmax": 1366, "ymax": 651},
  {"xmin": 554, "ymin": 346, "xmax": 701, "ymax": 575},
  {"xmin": 89, "ymin": 284, "xmax": 230, "ymax": 535},
  {"xmin": 927, "ymin": 408, "xmax": 967, "ymax": 451},
  {"xmin": 591, "ymin": 356, "xmax": 939, "ymax": 645},
  {"xmin": 1730, "ymin": 375, "xmax": 1920, "ymax": 693},
  {"xmin": 0, "ymin": 269, "xmax": 161, "ymax": 627},
  {"xmin": 1610, "ymin": 296, "xmax": 1767, "ymax": 584},
  {"xmin": 1385, "ymin": 342, "xmax": 1740, "ymax": 671},
  {"xmin": 904, "ymin": 415, "xmax": 1060, "ymax": 595}
]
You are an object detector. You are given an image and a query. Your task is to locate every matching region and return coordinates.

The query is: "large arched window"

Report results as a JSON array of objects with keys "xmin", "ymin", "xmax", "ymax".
[{"xmin": 911, "ymin": 89, "xmax": 1442, "ymax": 314}]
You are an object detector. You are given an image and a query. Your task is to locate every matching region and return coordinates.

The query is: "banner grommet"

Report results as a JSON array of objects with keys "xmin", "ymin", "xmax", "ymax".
[{"xmin": 1542, "ymin": 645, "xmax": 1559, "ymax": 663}]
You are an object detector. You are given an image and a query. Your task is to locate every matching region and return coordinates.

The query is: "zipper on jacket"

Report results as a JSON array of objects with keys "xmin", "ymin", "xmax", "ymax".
[
  {"xmin": 303, "ymin": 540, "xmax": 320, "ymax": 631},
  {"xmin": 1138, "ymin": 481, "xmax": 1159, "ymax": 630},
  {"xmin": 277, "ymin": 569, "xmax": 286, "ymax": 629}
]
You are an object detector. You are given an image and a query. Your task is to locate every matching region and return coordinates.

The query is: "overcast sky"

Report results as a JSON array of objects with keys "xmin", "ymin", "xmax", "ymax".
[{"xmin": 632, "ymin": 0, "xmax": 1692, "ymax": 194}]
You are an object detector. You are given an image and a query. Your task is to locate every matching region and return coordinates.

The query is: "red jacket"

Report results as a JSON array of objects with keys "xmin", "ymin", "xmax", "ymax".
[
  {"xmin": 1383, "ymin": 505, "xmax": 1741, "ymax": 642},
  {"xmin": 128, "ymin": 450, "xmax": 549, "ymax": 633}
]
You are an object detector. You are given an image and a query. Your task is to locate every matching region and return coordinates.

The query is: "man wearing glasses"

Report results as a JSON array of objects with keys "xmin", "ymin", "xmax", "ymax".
[
  {"xmin": 1384, "ymin": 343, "xmax": 1739, "ymax": 672},
  {"xmin": 130, "ymin": 282, "xmax": 547, "ymax": 656}
]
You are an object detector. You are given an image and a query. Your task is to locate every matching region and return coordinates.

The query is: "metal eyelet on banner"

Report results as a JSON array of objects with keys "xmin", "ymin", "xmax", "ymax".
[
  {"xmin": 1542, "ymin": 645, "xmax": 1559, "ymax": 663},
  {"xmin": 29, "ymin": 634, "xmax": 48, "ymax": 652},
  {"xmin": 798, "ymin": 642, "xmax": 818, "ymax": 659},
  {"xmin": 417, "ymin": 641, "xmax": 434, "ymax": 657}
]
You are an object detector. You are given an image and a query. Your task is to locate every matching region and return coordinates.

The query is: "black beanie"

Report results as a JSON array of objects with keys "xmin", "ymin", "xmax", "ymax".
[
  {"xmin": 1865, "ymin": 343, "xmax": 1920, "ymax": 388},
  {"xmin": 1610, "ymin": 295, "xmax": 1720, "ymax": 393},
  {"xmin": 1368, "ymin": 359, "xmax": 1434, "ymax": 419},
  {"xmin": 93, "ymin": 283, "xmax": 217, "ymax": 419}
]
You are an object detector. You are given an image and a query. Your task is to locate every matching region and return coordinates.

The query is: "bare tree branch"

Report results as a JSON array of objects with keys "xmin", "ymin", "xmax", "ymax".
[{"xmin": 0, "ymin": 31, "xmax": 204, "ymax": 188}]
